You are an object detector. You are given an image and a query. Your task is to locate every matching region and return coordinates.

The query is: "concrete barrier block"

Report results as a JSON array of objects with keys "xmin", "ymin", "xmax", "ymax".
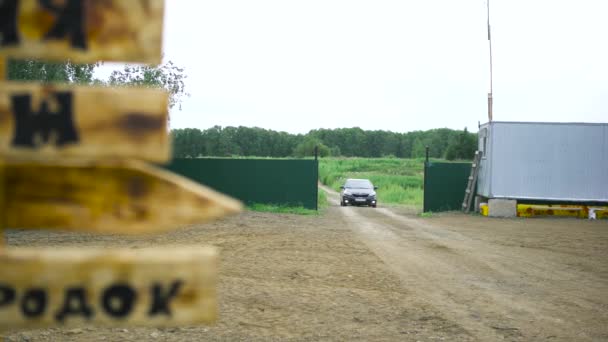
[{"xmin": 488, "ymin": 199, "xmax": 517, "ymax": 217}]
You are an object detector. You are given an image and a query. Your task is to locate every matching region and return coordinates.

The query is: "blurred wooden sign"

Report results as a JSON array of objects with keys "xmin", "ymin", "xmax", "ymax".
[
  {"xmin": 4, "ymin": 159, "xmax": 242, "ymax": 234},
  {"xmin": 0, "ymin": 82, "xmax": 170, "ymax": 162},
  {"xmin": 0, "ymin": 0, "xmax": 163, "ymax": 64},
  {"xmin": 0, "ymin": 246, "xmax": 217, "ymax": 328}
]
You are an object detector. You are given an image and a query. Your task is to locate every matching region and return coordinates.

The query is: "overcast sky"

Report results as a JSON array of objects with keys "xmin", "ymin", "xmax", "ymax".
[{"xmin": 101, "ymin": 0, "xmax": 607, "ymax": 134}]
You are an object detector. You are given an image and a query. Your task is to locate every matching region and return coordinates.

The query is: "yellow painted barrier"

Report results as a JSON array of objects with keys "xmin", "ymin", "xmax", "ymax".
[
  {"xmin": 517, "ymin": 204, "xmax": 607, "ymax": 219},
  {"xmin": 478, "ymin": 203, "xmax": 607, "ymax": 219}
]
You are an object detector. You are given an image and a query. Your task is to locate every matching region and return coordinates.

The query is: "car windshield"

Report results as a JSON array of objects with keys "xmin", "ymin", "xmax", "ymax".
[{"xmin": 344, "ymin": 180, "xmax": 373, "ymax": 189}]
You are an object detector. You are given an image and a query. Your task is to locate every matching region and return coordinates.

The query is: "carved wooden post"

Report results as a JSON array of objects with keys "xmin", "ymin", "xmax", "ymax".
[{"xmin": 0, "ymin": 0, "xmax": 241, "ymax": 330}]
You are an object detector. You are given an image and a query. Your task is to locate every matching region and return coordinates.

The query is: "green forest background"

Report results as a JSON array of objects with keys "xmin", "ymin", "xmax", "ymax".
[{"xmin": 171, "ymin": 126, "xmax": 478, "ymax": 160}]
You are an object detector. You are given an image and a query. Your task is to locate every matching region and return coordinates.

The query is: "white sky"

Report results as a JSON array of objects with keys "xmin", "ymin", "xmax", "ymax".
[{"xmin": 101, "ymin": 0, "xmax": 608, "ymax": 134}]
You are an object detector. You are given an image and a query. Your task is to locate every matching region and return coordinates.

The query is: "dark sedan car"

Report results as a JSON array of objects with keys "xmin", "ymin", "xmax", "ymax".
[{"xmin": 340, "ymin": 178, "xmax": 378, "ymax": 207}]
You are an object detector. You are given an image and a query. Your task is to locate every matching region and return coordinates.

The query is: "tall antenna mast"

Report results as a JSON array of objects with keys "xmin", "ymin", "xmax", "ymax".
[{"xmin": 487, "ymin": 0, "xmax": 493, "ymax": 122}]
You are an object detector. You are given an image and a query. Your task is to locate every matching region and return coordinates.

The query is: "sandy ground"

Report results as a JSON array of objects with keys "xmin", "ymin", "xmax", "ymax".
[{"xmin": 2, "ymin": 187, "xmax": 608, "ymax": 341}]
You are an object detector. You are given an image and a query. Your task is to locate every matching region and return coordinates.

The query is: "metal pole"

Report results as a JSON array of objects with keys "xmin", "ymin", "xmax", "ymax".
[
  {"xmin": 423, "ymin": 146, "xmax": 429, "ymax": 212},
  {"xmin": 314, "ymin": 146, "xmax": 319, "ymax": 211},
  {"xmin": 487, "ymin": 0, "xmax": 494, "ymax": 122}
]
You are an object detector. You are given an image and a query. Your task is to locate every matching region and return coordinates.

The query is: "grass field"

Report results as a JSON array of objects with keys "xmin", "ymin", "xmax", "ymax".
[{"xmin": 319, "ymin": 157, "xmax": 427, "ymax": 206}]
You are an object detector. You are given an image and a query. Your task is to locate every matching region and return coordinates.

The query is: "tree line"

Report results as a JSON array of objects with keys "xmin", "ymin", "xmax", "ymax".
[
  {"xmin": 172, "ymin": 126, "xmax": 478, "ymax": 160},
  {"xmin": 7, "ymin": 58, "xmax": 188, "ymax": 111},
  {"xmin": 8, "ymin": 59, "xmax": 476, "ymax": 160}
]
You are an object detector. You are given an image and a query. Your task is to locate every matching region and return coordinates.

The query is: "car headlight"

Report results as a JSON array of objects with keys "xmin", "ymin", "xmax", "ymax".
[
  {"xmin": 369, "ymin": 191, "xmax": 376, "ymax": 197},
  {"xmin": 343, "ymin": 189, "xmax": 351, "ymax": 195}
]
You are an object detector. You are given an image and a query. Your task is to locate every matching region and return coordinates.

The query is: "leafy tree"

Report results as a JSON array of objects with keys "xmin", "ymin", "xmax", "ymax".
[
  {"xmin": 396, "ymin": 134, "xmax": 411, "ymax": 158},
  {"xmin": 426, "ymin": 128, "xmax": 454, "ymax": 158},
  {"xmin": 9, "ymin": 58, "xmax": 189, "ymax": 114},
  {"xmin": 293, "ymin": 138, "xmax": 330, "ymax": 158},
  {"xmin": 412, "ymin": 138, "xmax": 427, "ymax": 158},
  {"xmin": 217, "ymin": 126, "xmax": 242, "ymax": 156},
  {"xmin": 108, "ymin": 60, "xmax": 189, "ymax": 110},
  {"xmin": 8, "ymin": 59, "xmax": 98, "ymax": 84},
  {"xmin": 330, "ymin": 146, "xmax": 342, "ymax": 157},
  {"xmin": 171, "ymin": 128, "xmax": 204, "ymax": 158},
  {"xmin": 9, "ymin": 58, "xmax": 189, "ymax": 132},
  {"xmin": 445, "ymin": 128, "xmax": 477, "ymax": 160}
]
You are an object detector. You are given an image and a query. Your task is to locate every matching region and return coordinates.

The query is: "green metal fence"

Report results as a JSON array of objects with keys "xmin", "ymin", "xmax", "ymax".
[
  {"xmin": 423, "ymin": 161, "xmax": 471, "ymax": 212},
  {"xmin": 165, "ymin": 158, "xmax": 319, "ymax": 210}
]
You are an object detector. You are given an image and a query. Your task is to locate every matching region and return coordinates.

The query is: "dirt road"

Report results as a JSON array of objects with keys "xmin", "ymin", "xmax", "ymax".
[
  {"xmin": 3, "ymin": 187, "xmax": 608, "ymax": 341},
  {"xmin": 324, "ymin": 185, "xmax": 608, "ymax": 341}
]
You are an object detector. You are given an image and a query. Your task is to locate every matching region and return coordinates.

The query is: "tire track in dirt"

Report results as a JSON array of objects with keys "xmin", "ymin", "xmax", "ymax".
[{"xmin": 321, "ymin": 185, "xmax": 608, "ymax": 341}]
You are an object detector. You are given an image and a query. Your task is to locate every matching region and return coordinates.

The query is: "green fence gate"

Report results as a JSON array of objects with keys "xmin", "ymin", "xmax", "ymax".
[
  {"xmin": 423, "ymin": 161, "xmax": 472, "ymax": 212},
  {"xmin": 165, "ymin": 158, "xmax": 319, "ymax": 210}
]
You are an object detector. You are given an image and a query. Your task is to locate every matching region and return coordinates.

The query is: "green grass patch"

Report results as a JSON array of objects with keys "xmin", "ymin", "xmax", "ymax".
[
  {"xmin": 247, "ymin": 188, "xmax": 327, "ymax": 215},
  {"xmin": 248, "ymin": 203, "xmax": 318, "ymax": 215},
  {"xmin": 317, "ymin": 188, "xmax": 329, "ymax": 211},
  {"xmin": 319, "ymin": 157, "xmax": 433, "ymax": 207}
]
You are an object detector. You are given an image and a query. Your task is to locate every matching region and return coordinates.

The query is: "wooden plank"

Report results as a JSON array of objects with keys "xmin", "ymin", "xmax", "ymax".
[
  {"xmin": 0, "ymin": 82, "xmax": 170, "ymax": 162},
  {"xmin": 0, "ymin": 0, "xmax": 163, "ymax": 64},
  {"xmin": 5, "ymin": 158, "xmax": 242, "ymax": 234},
  {"xmin": 0, "ymin": 58, "xmax": 5, "ymax": 79},
  {"xmin": 0, "ymin": 158, "xmax": 4, "ymax": 247},
  {"xmin": 0, "ymin": 246, "xmax": 217, "ymax": 328},
  {"xmin": 0, "ymin": 60, "xmax": 4, "ymax": 249}
]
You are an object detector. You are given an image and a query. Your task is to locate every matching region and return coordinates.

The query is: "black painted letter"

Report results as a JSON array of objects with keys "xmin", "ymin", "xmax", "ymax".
[
  {"xmin": 55, "ymin": 288, "xmax": 93, "ymax": 322},
  {"xmin": 148, "ymin": 281, "xmax": 183, "ymax": 316},
  {"xmin": 39, "ymin": 0, "xmax": 86, "ymax": 49},
  {"xmin": 21, "ymin": 288, "xmax": 47, "ymax": 318},
  {"xmin": 0, "ymin": 285, "xmax": 16, "ymax": 307},
  {"xmin": 11, "ymin": 91, "xmax": 79, "ymax": 147},
  {"xmin": 101, "ymin": 284, "xmax": 136, "ymax": 319},
  {"xmin": 0, "ymin": 0, "xmax": 19, "ymax": 46}
]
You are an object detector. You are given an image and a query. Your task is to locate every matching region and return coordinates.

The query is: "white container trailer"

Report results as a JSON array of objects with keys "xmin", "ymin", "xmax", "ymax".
[{"xmin": 477, "ymin": 121, "xmax": 608, "ymax": 203}]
